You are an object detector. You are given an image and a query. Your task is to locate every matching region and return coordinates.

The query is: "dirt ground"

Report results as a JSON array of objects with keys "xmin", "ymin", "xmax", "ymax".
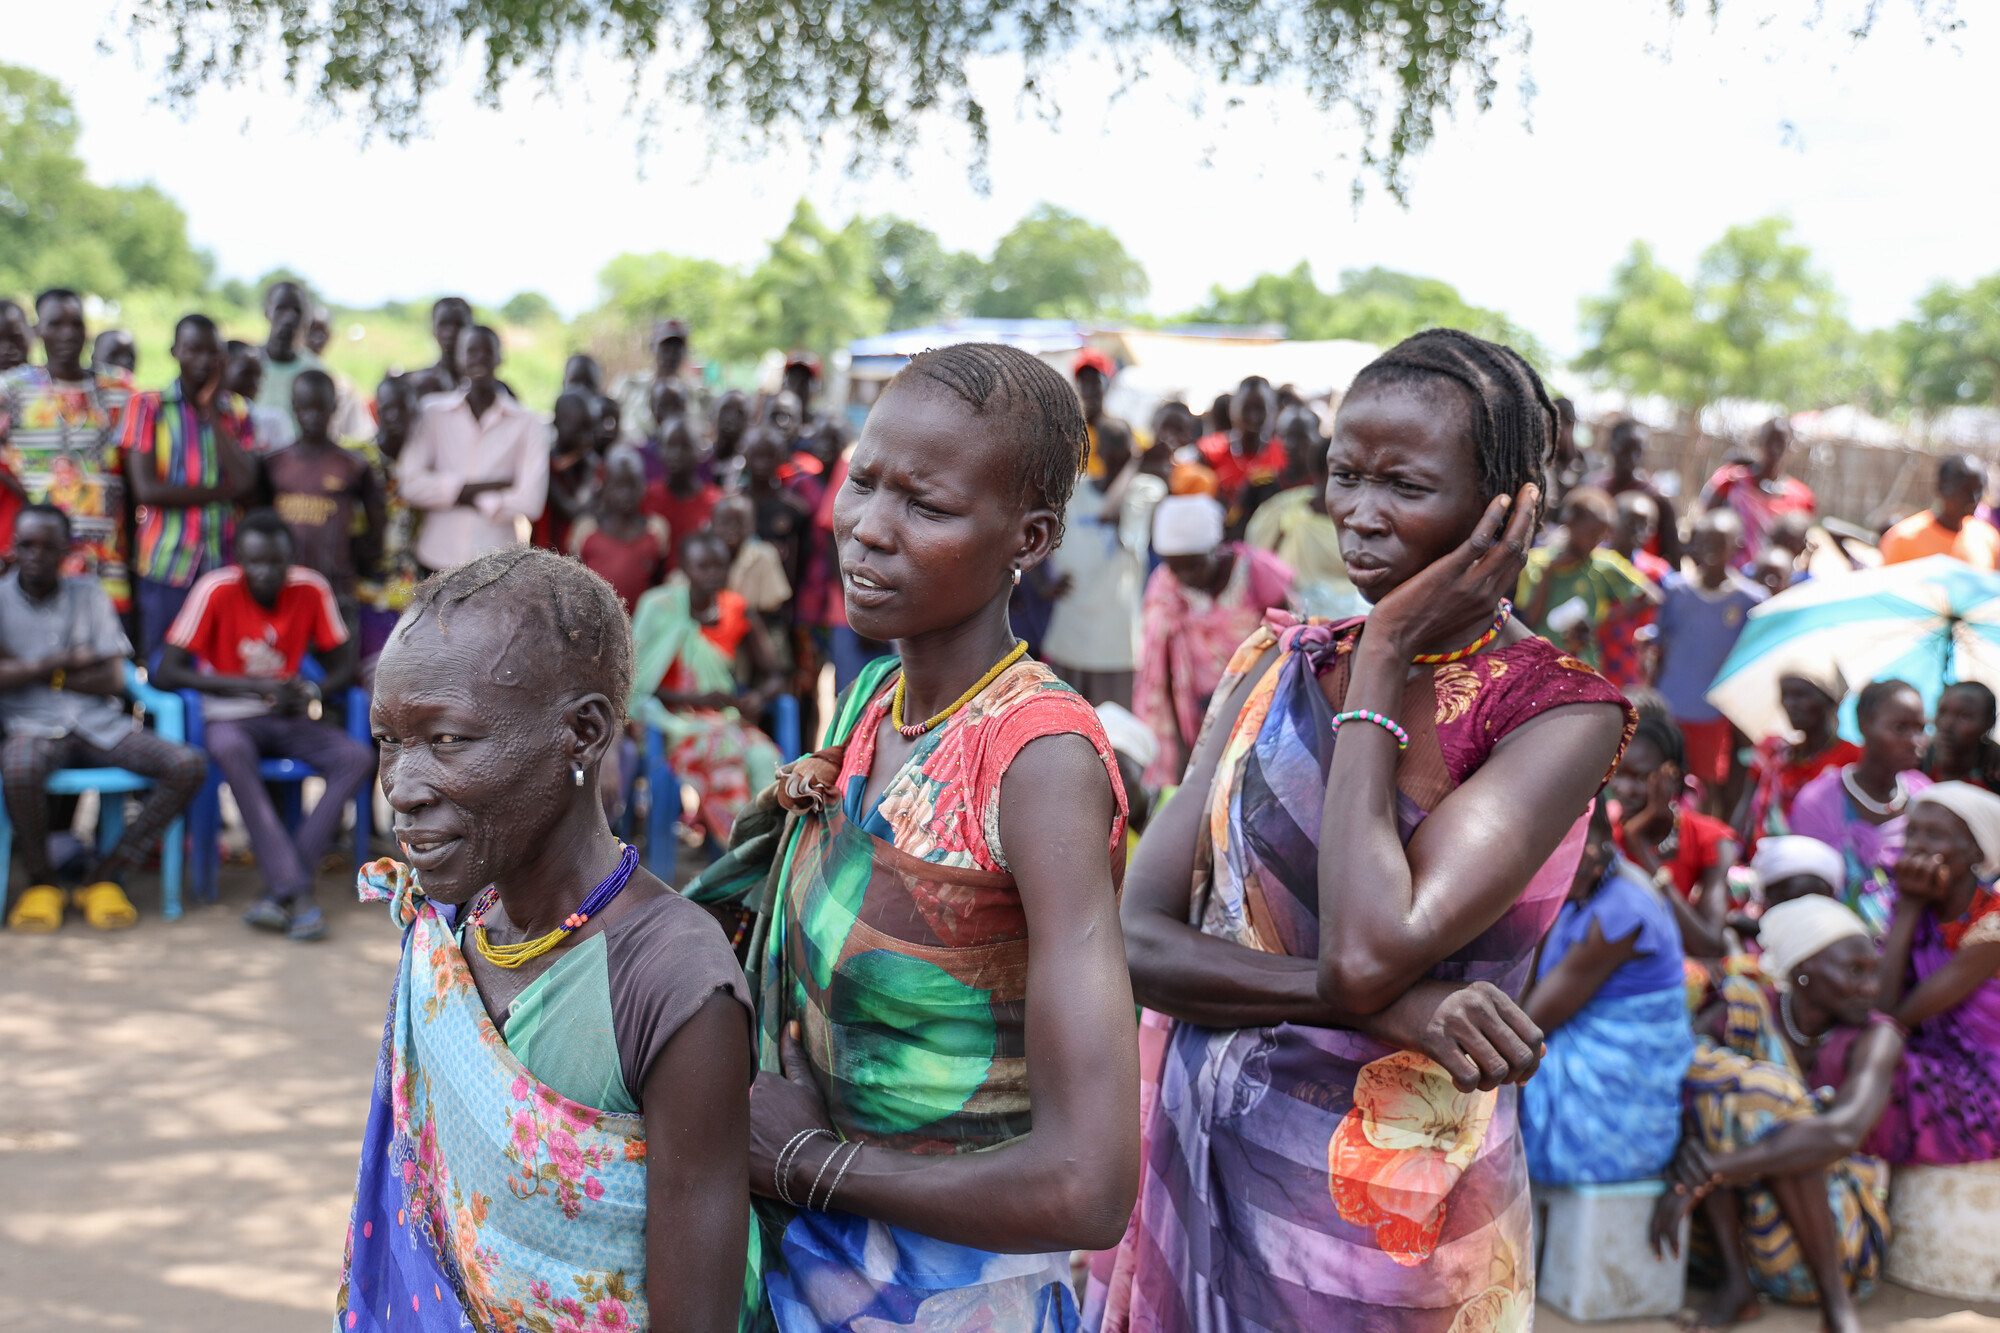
[{"xmin": 3, "ymin": 863, "xmax": 1998, "ymax": 1333}]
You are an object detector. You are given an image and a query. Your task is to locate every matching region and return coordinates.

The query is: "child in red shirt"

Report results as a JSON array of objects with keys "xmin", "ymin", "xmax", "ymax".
[
  {"xmin": 640, "ymin": 417, "xmax": 718, "ymax": 570},
  {"xmin": 1610, "ymin": 712, "xmax": 1737, "ymax": 961},
  {"xmin": 569, "ymin": 446, "xmax": 670, "ymax": 614}
]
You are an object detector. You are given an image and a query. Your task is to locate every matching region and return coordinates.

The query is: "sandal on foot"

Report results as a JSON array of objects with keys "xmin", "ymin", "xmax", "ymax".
[
  {"xmin": 288, "ymin": 906, "xmax": 328, "ymax": 942},
  {"xmin": 73, "ymin": 881, "xmax": 139, "ymax": 930},
  {"xmin": 7, "ymin": 884, "xmax": 66, "ymax": 932},
  {"xmin": 242, "ymin": 897, "xmax": 290, "ymax": 932}
]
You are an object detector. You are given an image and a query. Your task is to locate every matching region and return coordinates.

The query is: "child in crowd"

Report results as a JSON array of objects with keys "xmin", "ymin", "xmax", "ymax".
[
  {"xmin": 1520, "ymin": 796, "xmax": 1695, "ymax": 1186},
  {"xmin": 1610, "ymin": 711, "xmax": 1735, "ymax": 959},
  {"xmin": 1517, "ymin": 485, "xmax": 1660, "ymax": 671},
  {"xmin": 639, "ymin": 379, "xmax": 688, "ymax": 483},
  {"xmin": 264, "ymin": 370, "xmax": 383, "ymax": 614},
  {"xmin": 627, "ymin": 530, "xmax": 784, "ymax": 843},
  {"xmin": 1655, "ymin": 508, "xmax": 1766, "ymax": 809},
  {"xmin": 641, "ymin": 417, "xmax": 719, "ymax": 571},
  {"xmin": 354, "ymin": 373, "xmax": 420, "ymax": 670},
  {"xmin": 595, "ymin": 394, "xmax": 622, "ymax": 456},
  {"xmin": 738, "ymin": 424, "xmax": 813, "ymax": 594},
  {"xmin": 710, "ymin": 493, "xmax": 791, "ymax": 615},
  {"xmin": 709, "ymin": 389, "xmax": 749, "ymax": 480},
  {"xmin": 537, "ymin": 389, "xmax": 602, "ymax": 552},
  {"xmin": 568, "ymin": 446, "xmax": 670, "ymax": 614},
  {"xmin": 224, "ymin": 341, "xmax": 286, "ymax": 454},
  {"xmin": 1595, "ymin": 490, "xmax": 1673, "ymax": 690}
]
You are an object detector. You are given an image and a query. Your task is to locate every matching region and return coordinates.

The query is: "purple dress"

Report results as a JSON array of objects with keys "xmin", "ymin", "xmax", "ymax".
[
  {"xmin": 1091, "ymin": 614, "xmax": 1634, "ymax": 1333},
  {"xmin": 1860, "ymin": 890, "xmax": 2000, "ymax": 1165},
  {"xmin": 1787, "ymin": 765, "xmax": 1933, "ymax": 934}
]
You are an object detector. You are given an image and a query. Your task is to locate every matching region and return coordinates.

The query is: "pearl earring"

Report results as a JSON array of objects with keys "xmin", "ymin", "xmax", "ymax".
[{"xmin": 573, "ymin": 764, "xmax": 586, "ymax": 787}]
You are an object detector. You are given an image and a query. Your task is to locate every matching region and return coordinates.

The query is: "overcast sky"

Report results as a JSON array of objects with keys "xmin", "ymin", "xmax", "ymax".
[{"xmin": 2, "ymin": 0, "xmax": 1992, "ymax": 356}]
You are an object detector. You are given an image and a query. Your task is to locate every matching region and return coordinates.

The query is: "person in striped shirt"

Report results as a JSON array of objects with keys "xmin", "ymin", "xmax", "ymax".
[{"xmin": 123, "ymin": 313, "xmax": 262, "ymax": 657}]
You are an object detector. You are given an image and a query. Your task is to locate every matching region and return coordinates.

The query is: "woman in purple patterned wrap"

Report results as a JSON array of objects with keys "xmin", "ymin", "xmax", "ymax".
[{"xmin": 1094, "ymin": 330, "xmax": 1634, "ymax": 1333}]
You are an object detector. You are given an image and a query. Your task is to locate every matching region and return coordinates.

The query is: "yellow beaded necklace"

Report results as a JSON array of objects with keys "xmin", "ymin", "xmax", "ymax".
[{"xmin": 890, "ymin": 641, "xmax": 1029, "ymax": 738}]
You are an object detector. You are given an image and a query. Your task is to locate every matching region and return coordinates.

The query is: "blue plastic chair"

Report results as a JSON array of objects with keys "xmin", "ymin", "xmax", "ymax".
[
  {"xmin": 180, "ymin": 660, "xmax": 374, "ymax": 901},
  {"xmin": 642, "ymin": 693, "xmax": 801, "ymax": 882},
  {"xmin": 0, "ymin": 663, "xmax": 188, "ymax": 918}
]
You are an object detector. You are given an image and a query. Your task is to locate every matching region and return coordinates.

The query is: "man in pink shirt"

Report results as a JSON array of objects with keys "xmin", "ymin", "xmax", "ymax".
[{"xmin": 396, "ymin": 325, "xmax": 550, "ymax": 575}]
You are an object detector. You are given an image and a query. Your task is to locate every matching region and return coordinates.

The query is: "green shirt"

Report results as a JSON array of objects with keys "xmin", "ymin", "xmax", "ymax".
[{"xmin": 1517, "ymin": 546, "xmax": 1651, "ymax": 668}]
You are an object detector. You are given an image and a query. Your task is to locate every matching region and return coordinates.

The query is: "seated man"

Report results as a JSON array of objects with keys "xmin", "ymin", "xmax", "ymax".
[
  {"xmin": 154, "ymin": 509, "xmax": 373, "ymax": 942},
  {"xmin": 0, "ymin": 505, "xmax": 208, "ymax": 931}
]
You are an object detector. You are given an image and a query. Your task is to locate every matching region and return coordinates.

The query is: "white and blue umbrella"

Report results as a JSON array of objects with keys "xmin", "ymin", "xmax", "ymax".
[{"xmin": 1706, "ymin": 555, "xmax": 2000, "ymax": 743}]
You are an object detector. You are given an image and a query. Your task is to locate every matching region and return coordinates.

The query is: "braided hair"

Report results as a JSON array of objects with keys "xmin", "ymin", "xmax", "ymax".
[
  {"xmin": 888, "ymin": 342, "xmax": 1089, "ymax": 543},
  {"xmin": 398, "ymin": 548, "xmax": 634, "ymax": 719},
  {"xmin": 1345, "ymin": 328, "xmax": 1558, "ymax": 527}
]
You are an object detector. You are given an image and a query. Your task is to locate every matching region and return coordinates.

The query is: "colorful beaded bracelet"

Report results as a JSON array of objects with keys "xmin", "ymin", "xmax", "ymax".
[{"xmin": 1330, "ymin": 709, "xmax": 1411, "ymax": 752}]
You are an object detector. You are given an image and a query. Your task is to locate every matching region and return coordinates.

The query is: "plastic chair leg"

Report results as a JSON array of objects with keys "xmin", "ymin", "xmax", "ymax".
[
  {"xmin": 0, "ymin": 803, "xmax": 13, "ymax": 909},
  {"xmin": 277, "ymin": 781, "xmax": 303, "ymax": 832},
  {"xmin": 161, "ymin": 815, "xmax": 184, "ymax": 921},
  {"xmin": 644, "ymin": 730, "xmax": 678, "ymax": 885},
  {"xmin": 97, "ymin": 793, "xmax": 127, "ymax": 856},
  {"xmin": 774, "ymin": 694, "xmax": 802, "ymax": 762}
]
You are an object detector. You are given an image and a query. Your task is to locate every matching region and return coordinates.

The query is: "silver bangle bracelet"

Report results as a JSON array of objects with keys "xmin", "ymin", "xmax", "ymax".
[
  {"xmin": 821, "ymin": 1140, "xmax": 864, "ymax": 1214},
  {"xmin": 774, "ymin": 1129, "xmax": 832, "ymax": 1208},
  {"xmin": 804, "ymin": 1134, "xmax": 847, "ymax": 1212}
]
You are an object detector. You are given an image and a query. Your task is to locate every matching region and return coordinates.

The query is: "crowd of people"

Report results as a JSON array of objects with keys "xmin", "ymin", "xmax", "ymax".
[{"xmin": 2, "ymin": 281, "xmax": 1997, "ymax": 1333}]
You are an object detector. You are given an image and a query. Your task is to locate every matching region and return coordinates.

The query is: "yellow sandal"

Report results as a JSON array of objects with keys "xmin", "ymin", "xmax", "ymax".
[
  {"xmin": 73, "ymin": 881, "xmax": 138, "ymax": 930},
  {"xmin": 7, "ymin": 884, "xmax": 66, "ymax": 932}
]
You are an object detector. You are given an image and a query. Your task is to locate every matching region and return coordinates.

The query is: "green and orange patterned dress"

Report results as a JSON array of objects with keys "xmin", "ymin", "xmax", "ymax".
[{"xmin": 750, "ymin": 652, "xmax": 1129, "ymax": 1332}]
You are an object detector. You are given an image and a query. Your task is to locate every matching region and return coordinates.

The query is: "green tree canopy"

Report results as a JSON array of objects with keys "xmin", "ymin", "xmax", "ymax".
[
  {"xmin": 501, "ymin": 290, "xmax": 558, "ymax": 323},
  {"xmin": 1574, "ymin": 218, "xmax": 1861, "ymax": 419},
  {"xmin": 1898, "ymin": 273, "xmax": 2000, "ymax": 410},
  {"xmin": 863, "ymin": 216, "xmax": 987, "ymax": 328},
  {"xmin": 0, "ymin": 63, "xmax": 209, "ymax": 298},
  {"xmin": 975, "ymin": 205, "xmax": 1147, "ymax": 320},
  {"xmin": 128, "ymin": 0, "xmax": 1541, "ymax": 200},
  {"xmin": 740, "ymin": 201, "xmax": 890, "ymax": 360},
  {"xmin": 1190, "ymin": 261, "xmax": 1548, "ymax": 367}
]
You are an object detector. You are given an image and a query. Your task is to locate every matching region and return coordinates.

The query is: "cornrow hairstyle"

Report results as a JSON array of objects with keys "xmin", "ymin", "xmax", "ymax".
[
  {"xmin": 889, "ymin": 342, "xmax": 1089, "ymax": 543},
  {"xmin": 399, "ymin": 548, "xmax": 634, "ymax": 721},
  {"xmin": 1855, "ymin": 677, "xmax": 1918, "ymax": 723},
  {"xmin": 1346, "ymin": 328, "xmax": 1559, "ymax": 528}
]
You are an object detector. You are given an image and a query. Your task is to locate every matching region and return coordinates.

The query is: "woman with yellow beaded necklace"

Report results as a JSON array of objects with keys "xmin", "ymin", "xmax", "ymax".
[
  {"xmin": 336, "ymin": 549, "xmax": 752, "ymax": 1333},
  {"xmin": 740, "ymin": 343, "xmax": 1138, "ymax": 1333}
]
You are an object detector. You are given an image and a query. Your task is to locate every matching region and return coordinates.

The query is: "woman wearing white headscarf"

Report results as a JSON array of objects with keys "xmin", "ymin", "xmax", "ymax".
[
  {"xmin": 1867, "ymin": 782, "xmax": 2000, "ymax": 1164},
  {"xmin": 1132, "ymin": 495, "xmax": 1292, "ymax": 786},
  {"xmin": 1650, "ymin": 896, "xmax": 1905, "ymax": 1333}
]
